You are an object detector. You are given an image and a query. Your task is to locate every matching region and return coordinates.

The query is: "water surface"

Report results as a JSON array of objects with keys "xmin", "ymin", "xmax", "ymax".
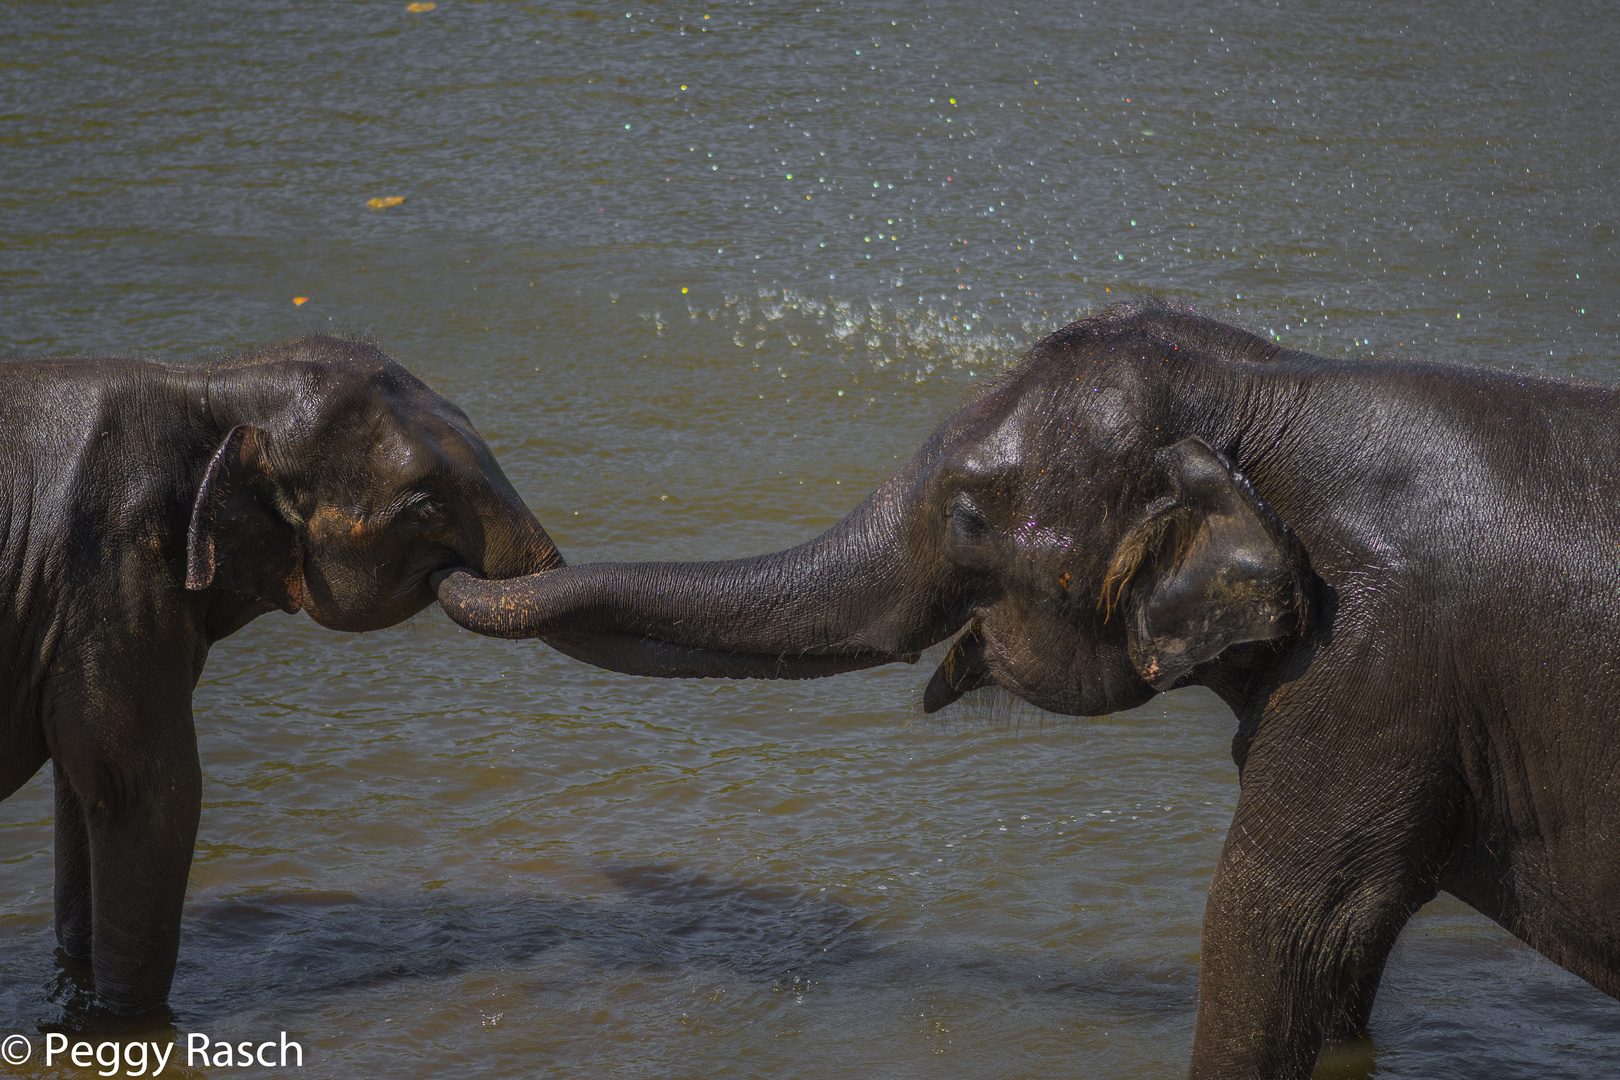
[{"xmin": 4, "ymin": 2, "xmax": 1620, "ymax": 1076}]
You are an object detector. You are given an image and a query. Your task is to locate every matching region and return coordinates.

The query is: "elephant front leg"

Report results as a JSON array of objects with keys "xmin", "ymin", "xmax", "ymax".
[
  {"xmin": 80, "ymin": 757, "xmax": 201, "ymax": 1014},
  {"xmin": 1323, "ymin": 950, "xmax": 1388, "ymax": 1042},
  {"xmin": 53, "ymin": 681, "xmax": 203, "ymax": 1016},
  {"xmin": 1188, "ymin": 781, "xmax": 1452, "ymax": 1079},
  {"xmin": 53, "ymin": 760, "xmax": 93, "ymax": 959}
]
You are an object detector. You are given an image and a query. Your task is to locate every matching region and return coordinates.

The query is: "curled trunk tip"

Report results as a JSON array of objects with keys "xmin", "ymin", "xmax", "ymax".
[{"xmin": 434, "ymin": 568, "xmax": 548, "ymax": 639}]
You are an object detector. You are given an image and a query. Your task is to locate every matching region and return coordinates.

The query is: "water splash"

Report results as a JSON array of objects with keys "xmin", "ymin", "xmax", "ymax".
[{"xmin": 641, "ymin": 286, "xmax": 1035, "ymax": 382}]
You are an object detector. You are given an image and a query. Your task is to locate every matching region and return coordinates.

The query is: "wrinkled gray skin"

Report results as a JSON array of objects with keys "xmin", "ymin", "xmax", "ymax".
[
  {"xmin": 0, "ymin": 335, "xmax": 567, "ymax": 1015},
  {"xmin": 439, "ymin": 302, "xmax": 1620, "ymax": 1078}
]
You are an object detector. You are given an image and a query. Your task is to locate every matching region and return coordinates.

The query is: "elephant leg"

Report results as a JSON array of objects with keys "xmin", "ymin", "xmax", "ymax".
[
  {"xmin": 52, "ymin": 672, "xmax": 202, "ymax": 1016},
  {"xmin": 1324, "ymin": 949, "xmax": 1389, "ymax": 1041},
  {"xmin": 53, "ymin": 760, "xmax": 93, "ymax": 959},
  {"xmin": 1188, "ymin": 771, "xmax": 1453, "ymax": 1079},
  {"xmin": 81, "ymin": 752, "xmax": 200, "ymax": 1014}
]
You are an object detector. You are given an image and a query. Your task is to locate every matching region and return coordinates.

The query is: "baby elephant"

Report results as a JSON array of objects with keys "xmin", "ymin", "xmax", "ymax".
[{"xmin": 0, "ymin": 335, "xmax": 560, "ymax": 1014}]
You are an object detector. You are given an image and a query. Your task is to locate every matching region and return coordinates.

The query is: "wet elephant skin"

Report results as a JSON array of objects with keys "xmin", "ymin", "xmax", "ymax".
[
  {"xmin": 0, "ymin": 335, "xmax": 561, "ymax": 1015},
  {"xmin": 439, "ymin": 301, "xmax": 1620, "ymax": 1078}
]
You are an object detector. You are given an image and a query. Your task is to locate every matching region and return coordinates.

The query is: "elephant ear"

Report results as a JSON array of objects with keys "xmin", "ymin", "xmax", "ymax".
[
  {"xmin": 185, "ymin": 424, "xmax": 304, "ymax": 613},
  {"xmin": 1103, "ymin": 437, "xmax": 1309, "ymax": 691}
]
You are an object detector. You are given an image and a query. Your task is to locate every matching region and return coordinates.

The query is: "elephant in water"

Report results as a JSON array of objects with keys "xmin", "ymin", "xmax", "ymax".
[
  {"xmin": 0, "ymin": 335, "xmax": 582, "ymax": 1015},
  {"xmin": 438, "ymin": 301, "xmax": 1620, "ymax": 1078}
]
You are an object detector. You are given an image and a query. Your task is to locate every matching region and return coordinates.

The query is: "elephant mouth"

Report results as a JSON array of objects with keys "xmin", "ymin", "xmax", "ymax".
[
  {"xmin": 922, "ymin": 620, "xmax": 992, "ymax": 713},
  {"xmin": 394, "ymin": 551, "xmax": 463, "ymax": 602},
  {"xmin": 428, "ymin": 565, "xmax": 465, "ymax": 594}
]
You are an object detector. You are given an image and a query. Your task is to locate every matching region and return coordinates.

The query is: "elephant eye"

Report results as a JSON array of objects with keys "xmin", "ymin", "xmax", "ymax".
[
  {"xmin": 945, "ymin": 495, "xmax": 1001, "ymax": 571},
  {"xmin": 948, "ymin": 496, "xmax": 992, "ymax": 541},
  {"xmin": 401, "ymin": 490, "xmax": 445, "ymax": 520}
]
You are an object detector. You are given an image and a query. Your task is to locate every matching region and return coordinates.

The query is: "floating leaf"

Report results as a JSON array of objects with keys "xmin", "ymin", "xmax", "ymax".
[
  {"xmin": 292, "ymin": 297, "xmax": 309, "ymax": 306},
  {"xmin": 406, "ymin": 2, "xmax": 436, "ymax": 12},
  {"xmin": 367, "ymin": 196, "xmax": 405, "ymax": 210}
]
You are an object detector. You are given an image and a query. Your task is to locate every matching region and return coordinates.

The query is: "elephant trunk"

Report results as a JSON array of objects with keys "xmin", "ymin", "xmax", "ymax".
[
  {"xmin": 481, "ymin": 512, "xmax": 564, "ymax": 579},
  {"xmin": 455, "ymin": 464, "xmax": 567, "ymax": 582},
  {"xmin": 436, "ymin": 484, "xmax": 963, "ymax": 679}
]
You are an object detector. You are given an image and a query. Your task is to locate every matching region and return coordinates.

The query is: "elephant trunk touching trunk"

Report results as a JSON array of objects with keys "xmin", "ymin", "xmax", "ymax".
[
  {"xmin": 457, "ymin": 484, "xmax": 566, "ymax": 582},
  {"xmin": 435, "ymin": 488, "xmax": 965, "ymax": 680},
  {"xmin": 486, "ymin": 515, "xmax": 565, "ymax": 579}
]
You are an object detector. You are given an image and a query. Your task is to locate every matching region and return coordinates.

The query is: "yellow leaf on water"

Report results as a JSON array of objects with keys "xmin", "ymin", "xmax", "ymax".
[
  {"xmin": 367, "ymin": 196, "xmax": 405, "ymax": 209},
  {"xmin": 406, "ymin": 2, "xmax": 436, "ymax": 12},
  {"xmin": 292, "ymin": 297, "xmax": 309, "ymax": 306}
]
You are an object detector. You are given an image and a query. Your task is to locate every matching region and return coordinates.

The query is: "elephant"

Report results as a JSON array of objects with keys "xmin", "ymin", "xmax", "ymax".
[
  {"xmin": 0, "ymin": 334, "xmax": 569, "ymax": 1015},
  {"xmin": 436, "ymin": 301, "xmax": 1620, "ymax": 1077}
]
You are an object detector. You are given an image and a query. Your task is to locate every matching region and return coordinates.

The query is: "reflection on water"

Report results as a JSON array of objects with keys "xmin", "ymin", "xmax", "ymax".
[
  {"xmin": 4, "ymin": 1, "xmax": 1620, "ymax": 1076},
  {"xmin": 5, "ymin": 869, "xmax": 875, "ymax": 1030}
]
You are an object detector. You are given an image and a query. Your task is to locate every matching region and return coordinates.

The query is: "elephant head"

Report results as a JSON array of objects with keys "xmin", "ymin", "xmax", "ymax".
[
  {"xmin": 433, "ymin": 304, "xmax": 1317, "ymax": 715},
  {"xmin": 186, "ymin": 337, "xmax": 561, "ymax": 634}
]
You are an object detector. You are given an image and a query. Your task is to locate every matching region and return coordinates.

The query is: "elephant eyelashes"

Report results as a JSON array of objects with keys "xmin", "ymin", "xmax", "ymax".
[
  {"xmin": 945, "ymin": 497, "xmax": 1000, "ymax": 569},
  {"xmin": 948, "ymin": 497, "xmax": 991, "ymax": 538},
  {"xmin": 399, "ymin": 491, "xmax": 446, "ymax": 521}
]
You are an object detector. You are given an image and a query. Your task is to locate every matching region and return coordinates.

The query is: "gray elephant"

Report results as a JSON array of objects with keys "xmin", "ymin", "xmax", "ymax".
[
  {"xmin": 437, "ymin": 301, "xmax": 1620, "ymax": 1077},
  {"xmin": 0, "ymin": 335, "xmax": 568, "ymax": 1015}
]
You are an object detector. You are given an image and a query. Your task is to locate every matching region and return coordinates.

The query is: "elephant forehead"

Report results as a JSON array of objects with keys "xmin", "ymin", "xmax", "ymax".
[
  {"xmin": 955, "ymin": 396, "xmax": 1033, "ymax": 475},
  {"xmin": 1075, "ymin": 378, "xmax": 1148, "ymax": 436},
  {"xmin": 370, "ymin": 414, "xmax": 482, "ymax": 478}
]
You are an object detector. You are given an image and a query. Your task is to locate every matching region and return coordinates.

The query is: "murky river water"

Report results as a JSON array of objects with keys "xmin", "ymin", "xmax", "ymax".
[{"xmin": 5, "ymin": 2, "xmax": 1620, "ymax": 1076}]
